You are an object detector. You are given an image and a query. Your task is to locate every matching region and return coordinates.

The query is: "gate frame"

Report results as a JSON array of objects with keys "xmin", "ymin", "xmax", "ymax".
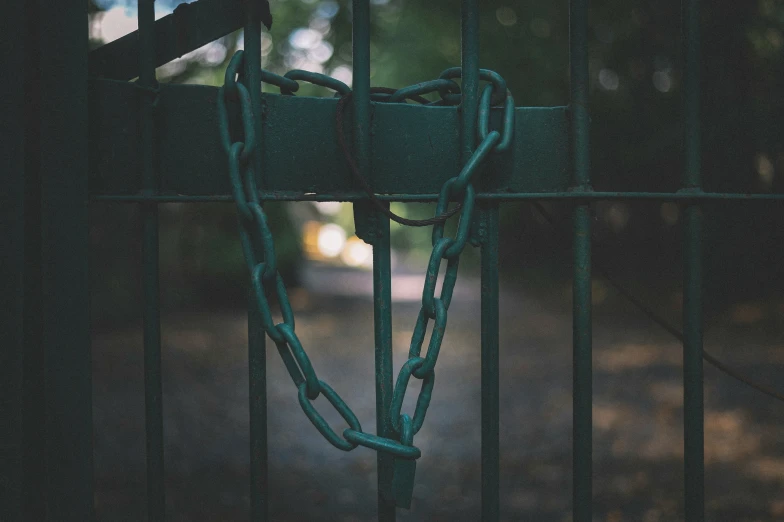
[
  {"xmin": 0, "ymin": 0, "xmax": 730, "ymax": 520},
  {"xmin": 2, "ymin": 1, "xmax": 93, "ymax": 520}
]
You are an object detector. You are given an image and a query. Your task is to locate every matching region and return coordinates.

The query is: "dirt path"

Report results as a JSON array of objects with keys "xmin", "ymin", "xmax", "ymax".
[{"xmin": 92, "ymin": 264, "xmax": 784, "ymax": 521}]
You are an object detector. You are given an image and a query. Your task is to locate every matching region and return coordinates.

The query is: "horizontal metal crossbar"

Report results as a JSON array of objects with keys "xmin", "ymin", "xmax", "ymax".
[
  {"xmin": 88, "ymin": 79, "xmax": 569, "ymax": 198},
  {"xmin": 88, "ymin": 80, "xmax": 783, "ymax": 203},
  {"xmin": 89, "ymin": 0, "xmax": 254, "ymax": 81},
  {"xmin": 92, "ymin": 191, "xmax": 784, "ymax": 202}
]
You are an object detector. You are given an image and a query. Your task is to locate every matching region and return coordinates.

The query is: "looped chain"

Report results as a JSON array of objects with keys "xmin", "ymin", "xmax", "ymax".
[
  {"xmin": 250, "ymin": 263, "xmax": 293, "ymax": 339},
  {"xmin": 437, "ymin": 67, "xmax": 508, "ymax": 106},
  {"xmin": 281, "ymin": 69, "xmax": 351, "ymax": 96},
  {"xmin": 222, "ymin": 51, "xmax": 245, "ymax": 101},
  {"xmin": 218, "ymin": 83, "xmax": 255, "ymax": 162},
  {"xmin": 388, "ymin": 79, "xmax": 460, "ymax": 104},
  {"xmin": 369, "ymin": 86, "xmax": 431, "ymax": 105},
  {"xmin": 421, "ymin": 239, "xmax": 458, "ymax": 318},
  {"xmin": 298, "ymin": 380, "xmax": 362, "ymax": 451},
  {"xmin": 260, "ymin": 69, "xmax": 299, "ymax": 93},
  {"xmin": 409, "ymin": 300, "xmax": 449, "ymax": 378},
  {"xmin": 432, "ymin": 180, "xmax": 476, "ymax": 259},
  {"xmin": 343, "ymin": 427, "xmax": 421, "ymax": 459},
  {"xmin": 389, "ymin": 357, "xmax": 435, "ymax": 434},
  {"xmin": 478, "ymin": 85, "xmax": 516, "ymax": 152},
  {"xmin": 219, "ymin": 51, "xmax": 516, "ymax": 490}
]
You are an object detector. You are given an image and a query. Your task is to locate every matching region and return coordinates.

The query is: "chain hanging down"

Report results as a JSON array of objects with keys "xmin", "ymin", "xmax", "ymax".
[{"xmin": 217, "ymin": 50, "xmax": 514, "ymax": 507}]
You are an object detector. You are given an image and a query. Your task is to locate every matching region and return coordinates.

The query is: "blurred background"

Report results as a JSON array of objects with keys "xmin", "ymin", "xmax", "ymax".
[{"xmin": 88, "ymin": 1, "xmax": 784, "ymax": 520}]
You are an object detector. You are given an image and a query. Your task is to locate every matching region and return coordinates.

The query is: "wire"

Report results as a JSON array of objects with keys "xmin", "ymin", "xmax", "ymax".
[
  {"xmin": 532, "ymin": 201, "xmax": 784, "ymax": 403},
  {"xmin": 335, "ymin": 90, "xmax": 462, "ymax": 227}
]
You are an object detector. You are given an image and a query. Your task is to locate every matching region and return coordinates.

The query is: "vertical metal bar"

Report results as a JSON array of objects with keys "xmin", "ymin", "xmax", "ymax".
[
  {"xmin": 351, "ymin": 2, "xmax": 395, "ymax": 520},
  {"xmin": 480, "ymin": 205, "xmax": 500, "ymax": 522},
  {"xmin": 0, "ymin": 3, "xmax": 27, "ymax": 519},
  {"xmin": 38, "ymin": 0, "xmax": 93, "ymax": 518},
  {"xmin": 459, "ymin": 1, "xmax": 498, "ymax": 519},
  {"xmin": 571, "ymin": 206, "xmax": 592, "ymax": 522},
  {"xmin": 569, "ymin": 1, "xmax": 592, "ymax": 521},
  {"xmin": 139, "ymin": 1, "xmax": 165, "ymax": 520},
  {"xmin": 248, "ymin": 298, "xmax": 267, "ymax": 522},
  {"xmin": 372, "ymin": 212, "xmax": 395, "ymax": 520},
  {"xmin": 683, "ymin": 0, "xmax": 701, "ymax": 191},
  {"xmin": 682, "ymin": 207, "xmax": 704, "ymax": 521},
  {"xmin": 244, "ymin": 2, "xmax": 269, "ymax": 520},
  {"xmin": 682, "ymin": 0, "xmax": 704, "ymax": 519},
  {"xmin": 22, "ymin": 2, "xmax": 45, "ymax": 518},
  {"xmin": 460, "ymin": 0, "xmax": 480, "ymax": 162},
  {"xmin": 351, "ymin": 0, "xmax": 372, "ymax": 192},
  {"xmin": 569, "ymin": 0, "xmax": 591, "ymax": 190}
]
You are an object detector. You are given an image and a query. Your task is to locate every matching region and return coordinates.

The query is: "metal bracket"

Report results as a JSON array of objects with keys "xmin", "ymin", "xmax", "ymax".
[{"xmin": 353, "ymin": 200, "xmax": 384, "ymax": 246}]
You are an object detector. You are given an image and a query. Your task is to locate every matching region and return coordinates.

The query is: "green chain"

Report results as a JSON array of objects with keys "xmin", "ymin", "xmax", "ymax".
[{"xmin": 217, "ymin": 48, "xmax": 514, "ymax": 488}]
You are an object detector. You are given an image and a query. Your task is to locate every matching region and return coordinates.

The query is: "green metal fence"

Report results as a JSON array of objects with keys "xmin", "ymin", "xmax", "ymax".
[{"xmin": 5, "ymin": 0, "xmax": 784, "ymax": 521}]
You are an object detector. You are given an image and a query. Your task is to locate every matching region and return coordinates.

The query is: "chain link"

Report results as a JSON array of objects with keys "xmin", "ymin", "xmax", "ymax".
[
  {"xmin": 437, "ymin": 67, "xmax": 508, "ymax": 106},
  {"xmin": 388, "ymin": 78, "xmax": 460, "ymax": 104},
  {"xmin": 219, "ymin": 50, "xmax": 515, "ymax": 468},
  {"xmin": 279, "ymin": 69, "xmax": 351, "ymax": 96},
  {"xmin": 433, "ymin": 180, "xmax": 476, "ymax": 259},
  {"xmin": 478, "ymin": 84, "xmax": 516, "ymax": 152},
  {"xmin": 260, "ymin": 69, "xmax": 299, "ymax": 93}
]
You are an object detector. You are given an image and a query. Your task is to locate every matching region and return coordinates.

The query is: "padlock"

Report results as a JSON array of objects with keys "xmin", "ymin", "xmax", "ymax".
[
  {"xmin": 393, "ymin": 457, "xmax": 417, "ymax": 509},
  {"xmin": 392, "ymin": 414, "xmax": 417, "ymax": 509}
]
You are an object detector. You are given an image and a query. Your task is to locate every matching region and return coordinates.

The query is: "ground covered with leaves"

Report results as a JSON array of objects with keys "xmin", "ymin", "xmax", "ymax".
[{"xmin": 92, "ymin": 264, "xmax": 784, "ymax": 522}]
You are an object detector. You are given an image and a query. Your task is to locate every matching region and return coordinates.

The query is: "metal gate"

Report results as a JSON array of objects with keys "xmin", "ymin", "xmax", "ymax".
[{"xmin": 5, "ymin": 0, "xmax": 784, "ymax": 521}]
